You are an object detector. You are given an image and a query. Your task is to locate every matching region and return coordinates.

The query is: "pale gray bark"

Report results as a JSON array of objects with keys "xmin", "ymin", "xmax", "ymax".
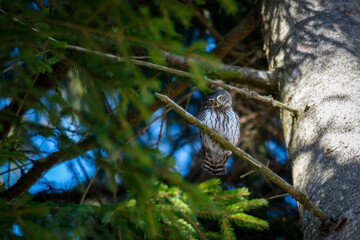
[{"xmin": 260, "ymin": 0, "xmax": 360, "ymax": 239}]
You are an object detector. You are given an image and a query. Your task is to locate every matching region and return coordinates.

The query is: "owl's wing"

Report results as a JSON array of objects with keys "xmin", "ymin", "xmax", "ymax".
[
  {"xmin": 195, "ymin": 107, "xmax": 206, "ymax": 122},
  {"xmin": 236, "ymin": 113, "xmax": 241, "ymax": 145}
]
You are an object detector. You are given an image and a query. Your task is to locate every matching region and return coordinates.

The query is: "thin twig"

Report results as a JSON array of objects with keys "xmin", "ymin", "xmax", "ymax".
[
  {"xmin": 0, "ymin": 162, "xmax": 33, "ymax": 176},
  {"xmin": 162, "ymin": 189, "xmax": 207, "ymax": 239},
  {"xmin": 161, "ymin": 51, "xmax": 275, "ymax": 89},
  {"xmin": 240, "ymin": 170, "xmax": 256, "ymax": 178},
  {"xmin": 33, "ymin": 0, "xmax": 45, "ymax": 10},
  {"xmin": 267, "ymin": 193, "xmax": 290, "ymax": 200},
  {"xmin": 15, "ymin": 73, "xmax": 39, "ymax": 116},
  {"xmin": 185, "ymin": 88, "xmax": 195, "ymax": 112},
  {"xmin": 0, "ymin": 136, "xmax": 97, "ymax": 200},
  {"xmin": 80, "ymin": 166, "xmax": 101, "ymax": 204},
  {"xmin": 192, "ymin": 8, "xmax": 222, "ymax": 42},
  {"xmin": 156, "ymin": 108, "xmax": 166, "ymax": 153},
  {"xmin": 1, "ymin": 61, "xmax": 24, "ymax": 74},
  {"xmin": 154, "ymin": 92, "xmax": 329, "ymax": 223},
  {"xmin": 184, "ymin": 214, "xmax": 207, "ymax": 240},
  {"xmin": 128, "ymin": 88, "xmax": 197, "ymax": 143}
]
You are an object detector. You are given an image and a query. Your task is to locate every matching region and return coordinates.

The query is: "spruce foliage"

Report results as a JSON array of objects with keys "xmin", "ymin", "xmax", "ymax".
[{"xmin": 0, "ymin": 179, "xmax": 268, "ymax": 239}]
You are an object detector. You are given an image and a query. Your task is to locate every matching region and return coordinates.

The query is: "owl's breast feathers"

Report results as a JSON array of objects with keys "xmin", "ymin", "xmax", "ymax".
[
  {"xmin": 198, "ymin": 108, "xmax": 240, "ymax": 175},
  {"xmin": 200, "ymin": 109, "xmax": 240, "ymax": 145}
]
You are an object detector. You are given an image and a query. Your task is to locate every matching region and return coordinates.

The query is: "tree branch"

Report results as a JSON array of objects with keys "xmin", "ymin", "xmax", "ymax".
[
  {"xmin": 66, "ymin": 44, "xmax": 288, "ymax": 112},
  {"xmin": 33, "ymin": 0, "xmax": 45, "ymax": 10},
  {"xmin": 192, "ymin": 8, "xmax": 223, "ymax": 42},
  {"xmin": 0, "ymin": 61, "xmax": 69, "ymax": 138},
  {"xmin": 190, "ymin": 5, "xmax": 253, "ymax": 65},
  {"xmin": 211, "ymin": 9, "xmax": 259, "ymax": 58},
  {"xmin": 80, "ymin": 166, "xmax": 100, "ymax": 204},
  {"xmin": 162, "ymin": 51, "xmax": 276, "ymax": 90},
  {"xmin": 127, "ymin": 80, "xmax": 190, "ymax": 127},
  {"xmin": 65, "ymin": 46, "xmax": 286, "ymax": 113},
  {"xmin": 0, "ymin": 9, "xmax": 275, "ymax": 90},
  {"xmin": 154, "ymin": 92, "xmax": 329, "ymax": 223},
  {"xmin": 68, "ymin": 44, "xmax": 275, "ymax": 90},
  {"xmin": 0, "ymin": 136, "xmax": 97, "ymax": 200},
  {"xmin": 207, "ymin": 79, "xmax": 298, "ymax": 114}
]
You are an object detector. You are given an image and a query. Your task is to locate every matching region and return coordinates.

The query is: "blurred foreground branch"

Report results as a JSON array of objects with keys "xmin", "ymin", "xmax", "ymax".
[
  {"xmin": 0, "ymin": 136, "xmax": 97, "ymax": 200},
  {"xmin": 154, "ymin": 92, "xmax": 329, "ymax": 223},
  {"xmin": 0, "ymin": 9, "xmax": 275, "ymax": 91}
]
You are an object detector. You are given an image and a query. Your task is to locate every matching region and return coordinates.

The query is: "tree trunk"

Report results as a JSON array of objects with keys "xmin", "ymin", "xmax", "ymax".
[{"xmin": 260, "ymin": 0, "xmax": 360, "ymax": 239}]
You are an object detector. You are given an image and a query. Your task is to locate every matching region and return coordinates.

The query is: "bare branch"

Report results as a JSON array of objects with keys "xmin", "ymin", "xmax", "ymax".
[
  {"xmin": 128, "ymin": 88, "xmax": 197, "ymax": 143},
  {"xmin": 193, "ymin": 8, "xmax": 222, "ymax": 42},
  {"xmin": 208, "ymin": 79, "xmax": 299, "ymax": 114},
  {"xmin": 127, "ymin": 80, "xmax": 190, "ymax": 127},
  {"xmin": 154, "ymin": 92, "xmax": 329, "ymax": 223},
  {"xmin": 80, "ymin": 166, "xmax": 100, "ymax": 204},
  {"xmin": 240, "ymin": 169, "xmax": 256, "ymax": 178},
  {"xmin": 1, "ymin": 61, "xmax": 24, "ymax": 74},
  {"xmin": 156, "ymin": 108, "xmax": 166, "ymax": 152},
  {"xmin": 162, "ymin": 51, "xmax": 276, "ymax": 90},
  {"xmin": 33, "ymin": 0, "xmax": 45, "ymax": 10},
  {"xmin": 211, "ymin": 9, "xmax": 259, "ymax": 58},
  {"xmin": 267, "ymin": 193, "xmax": 289, "ymax": 200},
  {"xmin": 190, "ymin": 6, "xmax": 257, "ymax": 65}
]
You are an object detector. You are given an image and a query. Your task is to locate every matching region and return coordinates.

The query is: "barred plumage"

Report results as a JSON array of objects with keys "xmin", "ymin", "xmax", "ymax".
[{"xmin": 197, "ymin": 90, "xmax": 240, "ymax": 175}]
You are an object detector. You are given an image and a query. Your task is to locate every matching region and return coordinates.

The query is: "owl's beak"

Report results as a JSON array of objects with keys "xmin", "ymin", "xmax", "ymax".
[{"xmin": 216, "ymin": 101, "xmax": 219, "ymax": 107}]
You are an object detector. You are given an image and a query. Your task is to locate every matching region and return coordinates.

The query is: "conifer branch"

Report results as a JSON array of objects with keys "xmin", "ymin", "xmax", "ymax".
[
  {"xmin": 0, "ymin": 9, "xmax": 275, "ymax": 91},
  {"xmin": 66, "ymin": 44, "xmax": 292, "ymax": 113},
  {"xmin": 0, "ymin": 136, "xmax": 97, "ymax": 200},
  {"xmin": 64, "ymin": 44, "xmax": 288, "ymax": 113},
  {"xmin": 208, "ymin": 79, "xmax": 299, "ymax": 114},
  {"xmin": 189, "ymin": 5, "xmax": 259, "ymax": 65},
  {"xmin": 192, "ymin": 8, "xmax": 223, "ymax": 42},
  {"xmin": 162, "ymin": 51, "xmax": 276, "ymax": 90},
  {"xmin": 211, "ymin": 9, "xmax": 259, "ymax": 58},
  {"xmin": 66, "ymin": 44, "xmax": 275, "ymax": 90},
  {"xmin": 221, "ymin": 218, "xmax": 231, "ymax": 240},
  {"xmin": 154, "ymin": 92, "xmax": 329, "ymax": 223},
  {"xmin": 184, "ymin": 214, "xmax": 207, "ymax": 240}
]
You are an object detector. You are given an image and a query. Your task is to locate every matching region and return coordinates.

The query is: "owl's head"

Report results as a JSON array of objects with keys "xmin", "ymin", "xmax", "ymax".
[{"xmin": 201, "ymin": 90, "xmax": 232, "ymax": 110}]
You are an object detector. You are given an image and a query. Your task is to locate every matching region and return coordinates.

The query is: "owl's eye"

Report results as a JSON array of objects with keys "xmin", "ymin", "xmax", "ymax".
[
  {"xmin": 218, "ymin": 96, "xmax": 223, "ymax": 101},
  {"xmin": 208, "ymin": 99, "xmax": 214, "ymax": 104}
]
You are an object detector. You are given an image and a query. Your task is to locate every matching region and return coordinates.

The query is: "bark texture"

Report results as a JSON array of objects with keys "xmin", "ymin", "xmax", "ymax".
[{"xmin": 260, "ymin": 0, "xmax": 360, "ymax": 239}]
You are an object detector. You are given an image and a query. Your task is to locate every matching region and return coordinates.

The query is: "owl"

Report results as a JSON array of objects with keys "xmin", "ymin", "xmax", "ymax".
[{"xmin": 197, "ymin": 89, "xmax": 240, "ymax": 175}]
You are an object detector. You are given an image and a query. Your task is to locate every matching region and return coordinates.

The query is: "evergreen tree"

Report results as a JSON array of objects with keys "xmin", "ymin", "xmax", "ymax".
[{"xmin": 0, "ymin": 0, "xmax": 327, "ymax": 239}]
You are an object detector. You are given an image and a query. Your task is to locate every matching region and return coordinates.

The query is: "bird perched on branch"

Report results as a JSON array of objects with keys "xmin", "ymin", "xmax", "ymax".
[{"xmin": 197, "ymin": 89, "xmax": 240, "ymax": 175}]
